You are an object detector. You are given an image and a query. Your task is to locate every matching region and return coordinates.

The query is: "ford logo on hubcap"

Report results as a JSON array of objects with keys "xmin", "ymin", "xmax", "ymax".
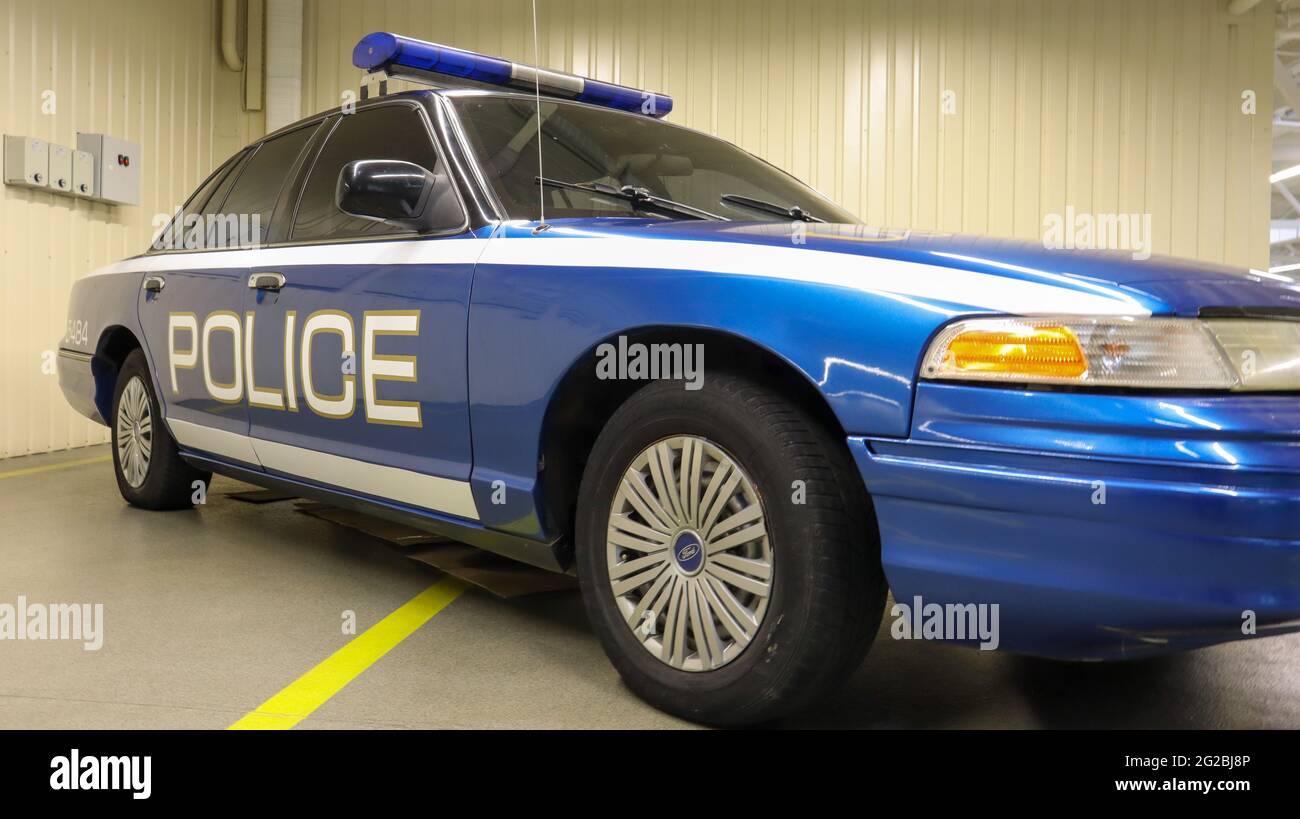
[{"xmin": 672, "ymin": 531, "xmax": 705, "ymax": 575}]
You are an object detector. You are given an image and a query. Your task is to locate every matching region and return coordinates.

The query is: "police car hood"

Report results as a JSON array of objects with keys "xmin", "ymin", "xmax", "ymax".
[{"xmin": 530, "ymin": 219, "xmax": 1300, "ymax": 316}]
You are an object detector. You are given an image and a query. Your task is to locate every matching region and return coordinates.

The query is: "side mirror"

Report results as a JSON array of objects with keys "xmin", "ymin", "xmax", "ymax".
[{"xmin": 336, "ymin": 159, "xmax": 452, "ymax": 232}]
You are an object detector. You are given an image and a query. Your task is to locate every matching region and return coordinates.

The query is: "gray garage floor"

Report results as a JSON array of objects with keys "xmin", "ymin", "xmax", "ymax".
[{"xmin": 1, "ymin": 445, "xmax": 1297, "ymax": 730}]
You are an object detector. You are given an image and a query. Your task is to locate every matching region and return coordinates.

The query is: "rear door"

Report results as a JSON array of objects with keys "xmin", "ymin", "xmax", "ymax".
[
  {"xmin": 242, "ymin": 100, "xmax": 481, "ymax": 520},
  {"xmin": 136, "ymin": 123, "xmax": 319, "ymax": 467}
]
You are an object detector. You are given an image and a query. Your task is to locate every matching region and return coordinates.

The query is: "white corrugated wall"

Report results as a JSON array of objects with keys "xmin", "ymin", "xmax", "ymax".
[
  {"xmin": 0, "ymin": 0, "xmax": 262, "ymax": 458},
  {"xmin": 0, "ymin": 0, "xmax": 1278, "ymax": 459},
  {"xmin": 303, "ymin": 0, "xmax": 1274, "ymax": 265}
]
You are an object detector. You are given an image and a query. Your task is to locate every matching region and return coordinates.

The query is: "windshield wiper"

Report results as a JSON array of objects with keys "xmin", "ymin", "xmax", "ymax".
[
  {"xmin": 536, "ymin": 177, "xmax": 726, "ymax": 221},
  {"xmin": 720, "ymin": 193, "xmax": 825, "ymax": 223}
]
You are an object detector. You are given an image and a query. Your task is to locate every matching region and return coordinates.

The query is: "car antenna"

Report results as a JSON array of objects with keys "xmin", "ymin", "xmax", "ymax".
[{"xmin": 531, "ymin": 0, "xmax": 550, "ymax": 234}]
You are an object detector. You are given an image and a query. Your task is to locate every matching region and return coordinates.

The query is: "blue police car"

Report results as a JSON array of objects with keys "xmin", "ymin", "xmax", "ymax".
[{"xmin": 58, "ymin": 33, "xmax": 1300, "ymax": 725}]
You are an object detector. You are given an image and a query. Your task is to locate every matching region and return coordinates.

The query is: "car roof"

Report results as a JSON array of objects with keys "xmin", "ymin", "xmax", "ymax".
[{"xmin": 255, "ymin": 89, "xmax": 438, "ymax": 144}]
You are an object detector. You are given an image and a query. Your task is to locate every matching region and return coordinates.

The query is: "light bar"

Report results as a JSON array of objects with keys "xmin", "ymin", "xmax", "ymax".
[{"xmin": 352, "ymin": 32, "xmax": 673, "ymax": 118}]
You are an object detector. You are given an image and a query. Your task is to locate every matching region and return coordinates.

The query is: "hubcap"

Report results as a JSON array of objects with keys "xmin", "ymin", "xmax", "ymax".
[
  {"xmin": 606, "ymin": 435, "xmax": 772, "ymax": 672},
  {"xmin": 115, "ymin": 376, "xmax": 153, "ymax": 488}
]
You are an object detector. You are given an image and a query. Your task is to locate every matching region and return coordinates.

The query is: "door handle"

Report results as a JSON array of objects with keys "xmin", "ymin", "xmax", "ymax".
[
  {"xmin": 248, "ymin": 271, "xmax": 286, "ymax": 291},
  {"xmin": 142, "ymin": 275, "xmax": 165, "ymax": 293}
]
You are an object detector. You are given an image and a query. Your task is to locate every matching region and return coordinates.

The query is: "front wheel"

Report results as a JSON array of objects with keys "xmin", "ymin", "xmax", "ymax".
[
  {"xmin": 575, "ymin": 374, "xmax": 886, "ymax": 726},
  {"xmin": 111, "ymin": 349, "xmax": 211, "ymax": 510}
]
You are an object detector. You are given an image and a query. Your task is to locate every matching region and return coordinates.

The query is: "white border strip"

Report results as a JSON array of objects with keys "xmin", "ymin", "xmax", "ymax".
[
  {"xmin": 252, "ymin": 437, "xmax": 480, "ymax": 520},
  {"xmin": 168, "ymin": 418, "xmax": 261, "ymax": 465},
  {"xmin": 479, "ymin": 238, "xmax": 1152, "ymax": 316},
  {"xmin": 91, "ymin": 238, "xmax": 490, "ymax": 276},
  {"xmin": 91, "ymin": 235, "xmax": 1148, "ymax": 315},
  {"xmin": 168, "ymin": 418, "xmax": 479, "ymax": 520}
]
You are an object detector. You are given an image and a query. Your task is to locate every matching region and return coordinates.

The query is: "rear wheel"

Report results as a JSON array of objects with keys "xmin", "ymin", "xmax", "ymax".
[
  {"xmin": 575, "ymin": 373, "xmax": 886, "ymax": 726},
  {"xmin": 111, "ymin": 349, "xmax": 211, "ymax": 510}
]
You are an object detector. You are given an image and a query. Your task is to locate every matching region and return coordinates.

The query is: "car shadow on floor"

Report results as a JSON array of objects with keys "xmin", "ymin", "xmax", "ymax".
[
  {"xmin": 403, "ymin": 563, "xmax": 1298, "ymax": 730},
  {"xmin": 500, "ymin": 587, "xmax": 1266, "ymax": 729},
  {"xmin": 774, "ymin": 621, "xmax": 1294, "ymax": 729}
]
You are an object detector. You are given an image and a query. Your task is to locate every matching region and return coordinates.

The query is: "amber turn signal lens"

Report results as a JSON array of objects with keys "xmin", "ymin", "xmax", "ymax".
[{"xmin": 942, "ymin": 325, "xmax": 1087, "ymax": 379}]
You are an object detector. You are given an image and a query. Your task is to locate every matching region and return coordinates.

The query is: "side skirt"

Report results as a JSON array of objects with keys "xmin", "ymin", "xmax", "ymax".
[{"xmin": 182, "ymin": 452, "xmax": 570, "ymax": 574}]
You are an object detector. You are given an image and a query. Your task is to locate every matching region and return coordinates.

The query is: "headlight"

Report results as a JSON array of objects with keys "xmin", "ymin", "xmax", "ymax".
[{"xmin": 920, "ymin": 316, "xmax": 1300, "ymax": 391}]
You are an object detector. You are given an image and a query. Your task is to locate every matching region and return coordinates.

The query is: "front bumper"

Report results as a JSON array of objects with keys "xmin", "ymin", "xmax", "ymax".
[{"xmin": 851, "ymin": 383, "xmax": 1300, "ymax": 659}]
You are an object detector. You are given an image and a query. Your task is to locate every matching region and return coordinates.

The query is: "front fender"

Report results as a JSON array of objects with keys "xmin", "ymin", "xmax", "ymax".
[{"xmin": 466, "ymin": 231, "xmax": 960, "ymax": 539}]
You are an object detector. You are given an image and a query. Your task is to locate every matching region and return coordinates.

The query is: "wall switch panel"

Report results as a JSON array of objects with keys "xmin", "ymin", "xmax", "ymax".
[
  {"xmin": 4, "ymin": 135, "xmax": 49, "ymax": 188},
  {"xmin": 75, "ymin": 132, "xmax": 140, "ymax": 205},
  {"xmin": 48, "ymin": 144, "xmax": 73, "ymax": 193}
]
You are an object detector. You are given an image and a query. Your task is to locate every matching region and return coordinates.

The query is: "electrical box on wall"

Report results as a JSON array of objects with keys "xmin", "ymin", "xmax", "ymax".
[
  {"xmin": 76, "ymin": 133, "xmax": 140, "ymax": 206},
  {"xmin": 72, "ymin": 150, "xmax": 95, "ymax": 198},
  {"xmin": 3, "ymin": 135, "xmax": 49, "ymax": 188},
  {"xmin": 48, "ymin": 144, "xmax": 73, "ymax": 193},
  {"xmin": 4, "ymin": 133, "xmax": 136, "ymax": 204}
]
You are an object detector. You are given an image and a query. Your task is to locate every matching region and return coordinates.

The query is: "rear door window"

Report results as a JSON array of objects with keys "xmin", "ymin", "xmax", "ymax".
[
  {"xmin": 214, "ymin": 124, "xmax": 316, "ymax": 247},
  {"xmin": 198, "ymin": 150, "xmax": 251, "ymax": 219},
  {"xmin": 150, "ymin": 150, "xmax": 246, "ymax": 252}
]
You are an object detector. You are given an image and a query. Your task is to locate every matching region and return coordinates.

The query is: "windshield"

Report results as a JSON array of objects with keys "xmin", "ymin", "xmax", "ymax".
[{"xmin": 451, "ymin": 94, "xmax": 859, "ymax": 223}]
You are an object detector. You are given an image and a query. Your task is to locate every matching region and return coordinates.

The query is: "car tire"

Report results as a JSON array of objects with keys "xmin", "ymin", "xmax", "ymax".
[
  {"xmin": 575, "ymin": 372, "xmax": 886, "ymax": 726},
  {"xmin": 110, "ymin": 348, "xmax": 211, "ymax": 510}
]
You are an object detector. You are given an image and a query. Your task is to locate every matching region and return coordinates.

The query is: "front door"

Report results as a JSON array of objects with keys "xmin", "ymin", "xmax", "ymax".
[{"xmin": 243, "ymin": 101, "xmax": 481, "ymax": 521}]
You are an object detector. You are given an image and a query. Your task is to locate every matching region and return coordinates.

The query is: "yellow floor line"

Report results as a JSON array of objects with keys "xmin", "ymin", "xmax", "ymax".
[
  {"xmin": 0, "ymin": 454, "xmax": 111, "ymax": 480},
  {"xmin": 229, "ymin": 576, "xmax": 469, "ymax": 730}
]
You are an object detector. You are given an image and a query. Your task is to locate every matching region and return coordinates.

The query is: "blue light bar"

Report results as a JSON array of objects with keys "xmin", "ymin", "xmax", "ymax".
[{"xmin": 352, "ymin": 32, "xmax": 673, "ymax": 118}]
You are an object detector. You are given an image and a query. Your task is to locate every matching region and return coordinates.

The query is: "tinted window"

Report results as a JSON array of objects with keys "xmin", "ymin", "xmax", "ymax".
[
  {"xmin": 452, "ymin": 95, "xmax": 858, "ymax": 223},
  {"xmin": 200, "ymin": 150, "xmax": 250, "ymax": 217},
  {"xmin": 189, "ymin": 153, "xmax": 243, "ymax": 212},
  {"xmin": 189, "ymin": 151, "xmax": 258, "ymax": 250},
  {"xmin": 293, "ymin": 104, "xmax": 458, "ymax": 240},
  {"xmin": 217, "ymin": 124, "xmax": 316, "ymax": 246},
  {"xmin": 150, "ymin": 150, "xmax": 245, "ymax": 252}
]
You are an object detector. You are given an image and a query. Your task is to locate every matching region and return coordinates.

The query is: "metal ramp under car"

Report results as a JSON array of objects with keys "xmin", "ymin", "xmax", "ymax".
[
  {"xmin": 221, "ymin": 481, "xmax": 574, "ymax": 597},
  {"xmin": 295, "ymin": 502, "xmax": 577, "ymax": 598}
]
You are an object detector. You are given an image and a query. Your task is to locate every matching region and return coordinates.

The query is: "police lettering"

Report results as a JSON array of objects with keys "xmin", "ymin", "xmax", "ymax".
[{"xmin": 168, "ymin": 309, "xmax": 421, "ymax": 427}]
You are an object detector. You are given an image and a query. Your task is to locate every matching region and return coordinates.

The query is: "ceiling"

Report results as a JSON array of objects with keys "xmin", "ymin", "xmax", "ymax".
[{"xmin": 1269, "ymin": 0, "xmax": 1300, "ymax": 268}]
